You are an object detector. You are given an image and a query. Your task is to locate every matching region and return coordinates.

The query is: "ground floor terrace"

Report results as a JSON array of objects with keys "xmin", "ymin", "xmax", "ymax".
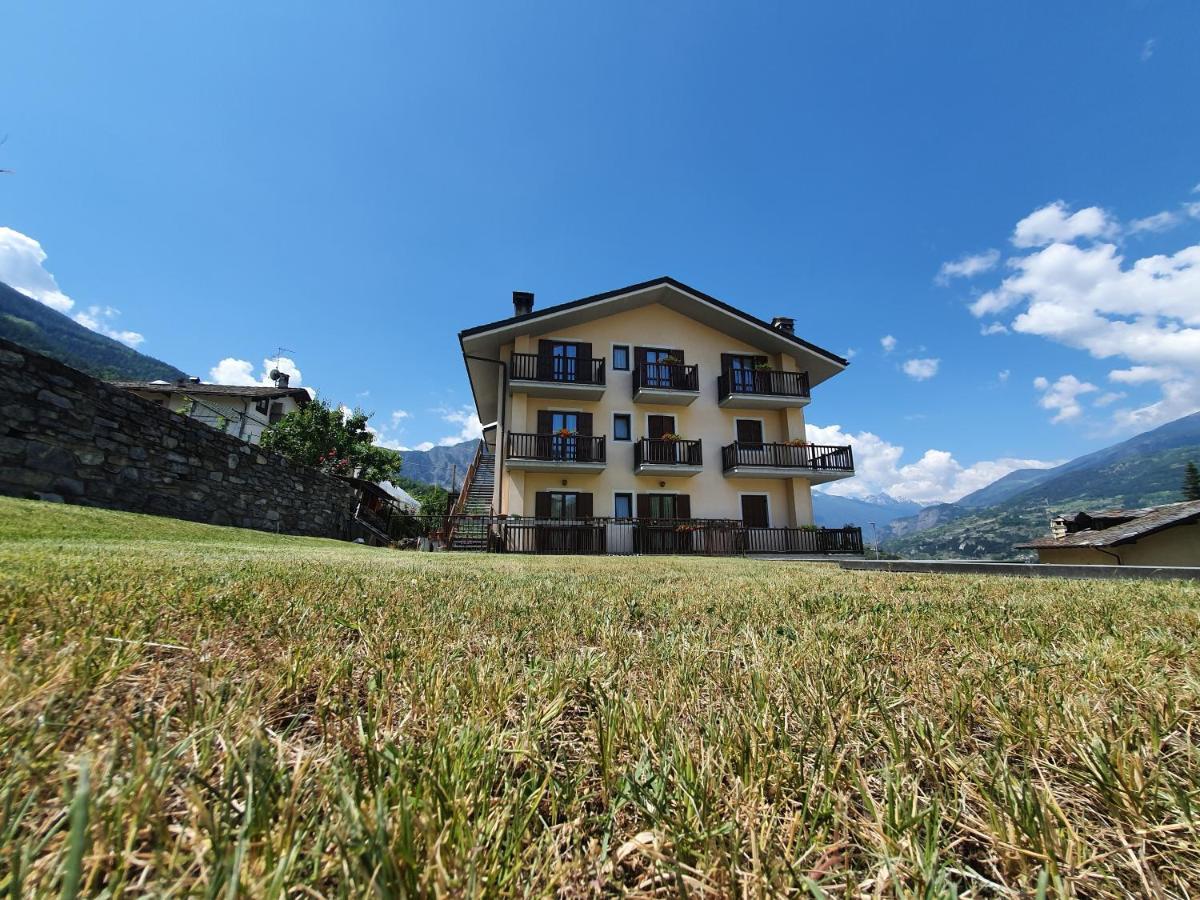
[{"xmin": 418, "ymin": 514, "xmax": 864, "ymax": 555}]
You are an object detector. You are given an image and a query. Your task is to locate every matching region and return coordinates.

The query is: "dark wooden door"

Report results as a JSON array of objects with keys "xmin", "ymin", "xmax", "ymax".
[{"xmin": 741, "ymin": 495, "xmax": 769, "ymax": 528}]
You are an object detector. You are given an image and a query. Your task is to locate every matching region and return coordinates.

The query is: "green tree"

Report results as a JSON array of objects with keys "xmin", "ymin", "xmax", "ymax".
[
  {"xmin": 261, "ymin": 397, "xmax": 402, "ymax": 484},
  {"xmin": 392, "ymin": 475, "xmax": 451, "ymax": 518},
  {"xmin": 1184, "ymin": 461, "xmax": 1200, "ymax": 502}
]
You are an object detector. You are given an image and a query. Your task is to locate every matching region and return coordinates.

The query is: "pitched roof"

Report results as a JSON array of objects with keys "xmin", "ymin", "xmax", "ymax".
[
  {"xmin": 459, "ymin": 276, "xmax": 849, "ymax": 425},
  {"xmin": 460, "ymin": 275, "xmax": 848, "ymax": 365},
  {"xmin": 111, "ymin": 381, "xmax": 311, "ymax": 403},
  {"xmin": 1016, "ymin": 500, "xmax": 1200, "ymax": 549}
]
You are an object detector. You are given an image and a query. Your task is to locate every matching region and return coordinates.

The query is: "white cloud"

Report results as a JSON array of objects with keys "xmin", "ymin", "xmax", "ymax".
[
  {"xmin": 807, "ymin": 422, "xmax": 1059, "ymax": 504},
  {"xmin": 209, "ymin": 356, "xmax": 304, "ymax": 387},
  {"xmin": 1108, "ymin": 365, "xmax": 1181, "ymax": 385},
  {"xmin": 71, "ymin": 305, "xmax": 143, "ymax": 347},
  {"xmin": 880, "ymin": 334, "xmax": 897, "ymax": 353},
  {"xmin": 1141, "ymin": 38, "xmax": 1156, "ymax": 62},
  {"xmin": 901, "ymin": 357, "xmax": 940, "ymax": 381},
  {"xmin": 844, "ymin": 347, "xmax": 858, "ymax": 360},
  {"xmin": 1127, "ymin": 210, "xmax": 1179, "ymax": 235},
  {"xmin": 390, "ymin": 409, "xmax": 410, "ymax": 425},
  {"xmin": 963, "ymin": 193, "xmax": 1200, "ymax": 429},
  {"xmin": 1186, "ymin": 202, "xmax": 1200, "ymax": 220},
  {"xmin": 434, "ymin": 407, "xmax": 484, "ymax": 446},
  {"xmin": 980, "ymin": 322, "xmax": 1009, "ymax": 336},
  {"xmin": 936, "ymin": 249, "xmax": 1000, "ymax": 284},
  {"xmin": 1033, "ymin": 374, "xmax": 1097, "ymax": 423},
  {"xmin": 998, "ymin": 369, "xmax": 1010, "ymax": 383},
  {"xmin": 1012, "ymin": 201, "xmax": 1116, "ymax": 248},
  {"xmin": 0, "ymin": 227, "xmax": 75, "ymax": 312},
  {"xmin": 414, "ymin": 441, "xmax": 435, "ymax": 452},
  {"xmin": 1094, "ymin": 391, "xmax": 1126, "ymax": 407}
]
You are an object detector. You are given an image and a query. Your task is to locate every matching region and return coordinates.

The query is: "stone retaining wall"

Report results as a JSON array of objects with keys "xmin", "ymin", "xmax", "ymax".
[{"xmin": 0, "ymin": 338, "xmax": 360, "ymax": 538}]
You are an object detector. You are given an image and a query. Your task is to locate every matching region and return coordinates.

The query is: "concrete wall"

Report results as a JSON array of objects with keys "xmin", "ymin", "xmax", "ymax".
[
  {"xmin": 1037, "ymin": 523, "xmax": 1200, "ymax": 567},
  {"xmin": 0, "ymin": 339, "xmax": 360, "ymax": 538},
  {"xmin": 496, "ymin": 302, "xmax": 837, "ymax": 525}
]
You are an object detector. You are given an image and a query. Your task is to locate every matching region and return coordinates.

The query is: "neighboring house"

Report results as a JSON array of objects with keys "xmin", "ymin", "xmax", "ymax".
[
  {"xmin": 112, "ymin": 370, "xmax": 309, "ymax": 444},
  {"xmin": 455, "ymin": 276, "xmax": 858, "ymax": 554},
  {"xmin": 1016, "ymin": 500, "xmax": 1200, "ymax": 567}
]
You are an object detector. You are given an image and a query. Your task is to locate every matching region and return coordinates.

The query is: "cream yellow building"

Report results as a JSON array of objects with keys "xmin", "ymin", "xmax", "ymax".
[{"xmin": 456, "ymin": 277, "xmax": 858, "ymax": 554}]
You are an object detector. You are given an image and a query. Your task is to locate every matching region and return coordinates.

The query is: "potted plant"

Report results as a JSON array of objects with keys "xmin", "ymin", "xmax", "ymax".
[
  {"xmin": 556, "ymin": 427, "xmax": 576, "ymax": 439},
  {"xmin": 753, "ymin": 362, "xmax": 774, "ymax": 372},
  {"xmin": 661, "ymin": 432, "xmax": 685, "ymax": 442},
  {"xmin": 661, "ymin": 355, "xmax": 682, "ymax": 366},
  {"xmin": 785, "ymin": 438, "xmax": 808, "ymax": 447}
]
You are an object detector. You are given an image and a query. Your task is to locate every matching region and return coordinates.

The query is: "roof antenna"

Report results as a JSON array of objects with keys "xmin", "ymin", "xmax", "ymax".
[{"xmin": 269, "ymin": 346, "xmax": 295, "ymax": 389}]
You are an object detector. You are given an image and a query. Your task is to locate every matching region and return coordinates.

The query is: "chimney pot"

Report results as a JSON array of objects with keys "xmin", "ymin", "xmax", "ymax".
[
  {"xmin": 188, "ymin": 376, "xmax": 201, "ymax": 384},
  {"xmin": 771, "ymin": 316, "xmax": 795, "ymax": 335},
  {"xmin": 1050, "ymin": 517, "xmax": 1068, "ymax": 541},
  {"xmin": 270, "ymin": 369, "xmax": 290, "ymax": 389},
  {"xmin": 513, "ymin": 291, "xmax": 535, "ymax": 316}
]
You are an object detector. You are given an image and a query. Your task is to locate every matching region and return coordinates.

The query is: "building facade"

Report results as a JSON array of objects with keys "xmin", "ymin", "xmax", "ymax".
[
  {"xmin": 1016, "ymin": 501, "xmax": 1200, "ymax": 566},
  {"xmin": 112, "ymin": 370, "xmax": 309, "ymax": 445},
  {"xmin": 457, "ymin": 277, "xmax": 857, "ymax": 553}
]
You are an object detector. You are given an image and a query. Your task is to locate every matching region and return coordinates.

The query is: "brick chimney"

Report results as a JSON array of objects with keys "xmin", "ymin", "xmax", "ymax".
[
  {"xmin": 513, "ymin": 291, "xmax": 535, "ymax": 316},
  {"xmin": 771, "ymin": 316, "xmax": 795, "ymax": 335},
  {"xmin": 1049, "ymin": 516, "xmax": 1068, "ymax": 540}
]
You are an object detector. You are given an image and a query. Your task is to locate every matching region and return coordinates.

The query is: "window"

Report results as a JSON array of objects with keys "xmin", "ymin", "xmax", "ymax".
[
  {"xmin": 255, "ymin": 398, "xmax": 270, "ymax": 415},
  {"xmin": 549, "ymin": 491, "xmax": 578, "ymax": 520},
  {"xmin": 613, "ymin": 413, "xmax": 631, "ymax": 441},
  {"xmin": 268, "ymin": 402, "xmax": 285, "ymax": 425},
  {"xmin": 614, "ymin": 493, "xmax": 632, "ymax": 519},
  {"xmin": 649, "ymin": 494, "xmax": 677, "ymax": 519},
  {"xmin": 612, "ymin": 345, "xmax": 630, "ymax": 370}
]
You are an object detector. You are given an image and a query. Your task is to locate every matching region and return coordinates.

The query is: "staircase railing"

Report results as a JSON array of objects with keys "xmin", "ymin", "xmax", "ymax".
[{"xmin": 444, "ymin": 439, "xmax": 489, "ymax": 545}]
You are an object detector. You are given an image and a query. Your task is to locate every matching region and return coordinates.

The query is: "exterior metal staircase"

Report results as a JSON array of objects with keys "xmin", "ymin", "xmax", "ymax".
[{"xmin": 446, "ymin": 441, "xmax": 495, "ymax": 551}]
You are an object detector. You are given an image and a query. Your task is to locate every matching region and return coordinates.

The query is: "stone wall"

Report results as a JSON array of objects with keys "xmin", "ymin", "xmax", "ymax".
[{"xmin": 0, "ymin": 338, "xmax": 361, "ymax": 538}]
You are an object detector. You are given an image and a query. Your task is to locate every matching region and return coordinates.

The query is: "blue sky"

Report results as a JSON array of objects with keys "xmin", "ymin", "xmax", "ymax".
[{"xmin": 3, "ymin": 1, "xmax": 1199, "ymax": 502}]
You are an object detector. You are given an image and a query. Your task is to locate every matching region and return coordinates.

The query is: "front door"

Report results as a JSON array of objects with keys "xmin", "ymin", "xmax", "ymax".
[{"xmin": 741, "ymin": 494, "xmax": 769, "ymax": 528}]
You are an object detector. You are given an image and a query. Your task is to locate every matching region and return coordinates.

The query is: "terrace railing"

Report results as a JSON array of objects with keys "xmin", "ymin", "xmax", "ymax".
[
  {"xmin": 510, "ymin": 352, "xmax": 606, "ymax": 385},
  {"xmin": 718, "ymin": 368, "xmax": 810, "ymax": 401},
  {"xmin": 506, "ymin": 432, "xmax": 607, "ymax": 463},
  {"xmin": 721, "ymin": 442, "xmax": 854, "ymax": 472},
  {"xmin": 633, "ymin": 362, "xmax": 700, "ymax": 393},
  {"xmin": 634, "ymin": 438, "xmax": 703, "ymax": 468},
  {"xmin": 392, "ymin": 514, "xmax": 863, "ymax": 557}
]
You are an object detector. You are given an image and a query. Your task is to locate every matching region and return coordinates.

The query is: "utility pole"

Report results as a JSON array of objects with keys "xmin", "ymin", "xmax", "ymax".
[{"xmin": 869, "ymin": 521, "xmax": 880, "ymax": 559}]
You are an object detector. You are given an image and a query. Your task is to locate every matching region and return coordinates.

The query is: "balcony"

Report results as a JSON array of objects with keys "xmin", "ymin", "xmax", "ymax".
[
  {"xmin": 633, "ymin": 438, "xmax": 703, "ymax": 477},
  {"xmin": 508, "ymin": 352, "xmax": 606, "ymax": 401},
  {"xmin": 718, "ymin": 369, "xmax": 810, "ymax": 409},
  {"xmin": 505, "ymin": 432, "xmax": 607, "ymax": 473},
  {"xmin": 721, "ymin": 442, "xmax": 854, "ymax": 483},
  {"xmin": 633, "ymin": 362, "xmax": 701, "ymax": 405}
]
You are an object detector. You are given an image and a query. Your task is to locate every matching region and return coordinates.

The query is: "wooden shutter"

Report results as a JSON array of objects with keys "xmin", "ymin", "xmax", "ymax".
[
  {"xmin": 648, "ymin": 415, "xmax": 673, "ymax": 439},
  {"xmin": 736, "ymin": 419, "xmax": 763, "ymax": 443},
  {"xmin": 536, "ymin": 410, "xmax": 553, "ymax": 434},
  {"xmin": 577, "ymin": 492, "xmax": 593, "ymax": 518},
  {"xmin": 536, "ymin": 340, "xmax": 554, "ymax": 379},
  {"xmin": 534, "ymin": 492, "xmax": 551, "ymax": 518},
  {"xmin": 576, "ymin": 412, "xmax": 593, "ymax": 435},
  {"xmin": 671, "ymin": 349, "xmax": 685, "ymax": 363},
  {"xmin": 633, "ymin": 347, "xmax": 649, "ymax": 368},
  {"xmin": 676, "ymin": 494, "xmax": 691, "ymax": 520},
  {"xmin": 636, "ymin": 493, "xmax": 651, "ymax": 519},
  {"xmin": 720, "ymin": 353, "xmax": 734, "ymax": 374}
]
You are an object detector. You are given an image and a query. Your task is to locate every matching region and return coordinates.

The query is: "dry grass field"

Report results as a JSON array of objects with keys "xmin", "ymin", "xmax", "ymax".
[{"xmin": 1, "ymin": 496, "xmax": 1198, "ymax": 897}]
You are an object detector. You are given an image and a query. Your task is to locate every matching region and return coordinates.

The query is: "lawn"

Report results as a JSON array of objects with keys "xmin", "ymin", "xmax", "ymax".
[{"xmin": 1, "ymin": 496, "xmax": 1198, "ymax": 897}]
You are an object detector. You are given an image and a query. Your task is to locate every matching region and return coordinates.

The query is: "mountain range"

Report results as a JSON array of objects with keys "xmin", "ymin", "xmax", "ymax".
[
  {"xmin": 881, "ymin": 411, "xmax": 1200, "ymax": 558},
  {"xmin": 396, "ymin": 441, "xmax": 478, "ymax": 490},
  {"xmin": 0, "ymin": 281, "xmax": 186, "ymax": 382}
]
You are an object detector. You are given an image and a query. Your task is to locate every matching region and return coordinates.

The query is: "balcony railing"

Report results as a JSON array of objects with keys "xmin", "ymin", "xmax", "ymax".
[
  {"xmin": 634, "ymin": 438, "xmax": 703, "ymax": 468},
  {"xmin": 720, "ymin": 442, "xmax": 854, "ymax": 472},
  {"xmin": 506, "ymin": 432, "xmax": 607, "ymax": 463},
  {"xmin": 633, "ymin": 362, "xmax": 700, "ymax": 393},
  {"xmin": 718, "ymin": 368, "xmax": 810, "ymax": 401},
  {"xmin": 510, "ymin": 352, "xmax": 606, "ymax": 386},
  {"xmin": 400, "ymin": 514, "xmax": 864, "ymax": 556}
]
